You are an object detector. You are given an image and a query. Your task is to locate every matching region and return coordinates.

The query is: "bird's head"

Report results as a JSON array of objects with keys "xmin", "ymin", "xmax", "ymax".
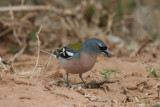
[{"xmin": 82, "ymin": 38, "xmax": 111, "ymax": 57}]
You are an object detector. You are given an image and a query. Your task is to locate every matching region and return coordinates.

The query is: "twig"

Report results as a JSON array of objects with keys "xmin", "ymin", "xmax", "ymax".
[
  {"xmin": 0, "ymin": 57, "xmax": 7, "ymax": 71},
  {"xmin": 66, "ymin": 17, "xmax": 84, "ymax": 42},
  {"xmin": 85, "ymin": 79, "xmax": 119, "ymax": 88},
  {"xmin": 7, "ymin": 45, "xmax": 26, "ymax": 63},
  {"xmin": 0, "ymin": 5, "xmax": 62, "ymax": 14},
  {"xmin": 71, "ymin": 79, "xmax": 119, "ymax": 89},
  {"xmin": 100, "ymin": 13, "xmax": 115, "ymax": 44},
  {"xmin": 34, "ymin": 49, "xmax": 54, "ymax": 82},
  {"xmin": 0, "ymin": 57, "xmax": 7, "ymax": 80},
  {"xmin": 0, "ymin": 28, "xmax": 12, "ymax": 37},
  {"xmin": 136, "ymin": 52, "xmax": 153, "ymax": 77},
  {"xmin": 136, "ymin": 52, "xmax": 145, "ymax": 65},
  {"xmin": 21, "ymin": 0, "xmax": 25, "ymax": 6},
  {"xmin": 136, "ymin": 52, "xmax": 149, "ymax": 69},
  {"xmin": 135, "ymin": 0, "xmax": 141, "ymax": 13},
  {"xmin": 12, "ymin": 28, "xmax": 23, "ymax": 46},
  {"xmin": 9, "ymin": 6, "xmax": 23, "ymax": 46},
  {"xmin": 137, "ymin": 38, "xmax": 152, "ymax": 54},
  {"xmin": 154, "ymin": 83, "xmax": 160, "ymax": 97},
  {"xmin": 29, "ymin": 25, "xmax": 42, "ymax": 80},
  {"xmin": 104, "ymin": 13, "xmax": 115, "ymax": 35},
  {"xmin": 131, "ymin": 38, "xmax": 152, "ymax": 57}
]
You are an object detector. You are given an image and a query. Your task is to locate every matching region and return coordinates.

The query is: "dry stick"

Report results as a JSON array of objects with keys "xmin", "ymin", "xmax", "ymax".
[
  {"xmin": 0, "ymin": 57, "xmax": 7, "ymax": 71},
  {"xmin": 136, "ymin": 52, "xmax": 145, "ymax": 64},
  {"xmin": 66, "ymin": 17, "xmax": 84, "ymax": 42},
  {"xmin": 0, "ymin": 28, "xmax": 12, "ymax": 37},
  {"xmin": 9, "ymin": 6, "xmax": 23, "ymax": 46},
  {"xmin": 136, "ymin": 52, "xmax": 152, "ymax": 80},
  {"xmin": 8, "ymin": 45, "xmax": 26, "ymax": 63},
  {"xmin": 136, "ymin": 38, "xmax": 152, "ymax": 68},
  {"xmin": 21, "ymin": 0, "xmax": 25, "ymax": 5},
  {"xmin": 99, "ymin": 13, "xmax": 115, "ymax": 44},
  {"xmin": 130, "ymin": 38, "xmax": 152, "ymax": 57},
  {"xmin": 154, "ymin": 83, "xmax": 160, "ymax": 97},
  {"xmin": 136, "ymin": 52, "xmax": 148, "ymax": 68},
  {"xmin": 29, "ymin": 25, "xmax": 42, "ymax": 80},
  {"xmin": 137, "ymin": 39, "xmax": 152, "ymax": 54},
  {"xmin": 0, "ymin": 5, "xmax": 62, "ymax": 14},
  {"xmin": 34, "ymin": 49, "xmax": 55, "ymax": 82},
  {"xmin": 12, "ymin": 28, "xmax": 23, "ymax": 46},
  {"xmin": 86, "ymin": 79, "xmax": 119, "ymax": 86},
  {"xmin": 104, "ymin": 13, "xmax": 115, "ymax": 36},
  {"xmin": 71, "ymin": 79, "xmax": 119, "ymax": 88},
  {"xmin": 0, "ymin": 57, "xmax": 7, "ymax": 80}
]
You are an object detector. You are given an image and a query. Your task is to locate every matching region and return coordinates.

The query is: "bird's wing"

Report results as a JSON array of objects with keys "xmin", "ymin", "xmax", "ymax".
[
  {"xmin": 68, "ymin": 43, "xmax": 82, "ymax": 51},
  {"xmin": 54, "ymin": 43, "xmax": 82, "ymax": 59}
]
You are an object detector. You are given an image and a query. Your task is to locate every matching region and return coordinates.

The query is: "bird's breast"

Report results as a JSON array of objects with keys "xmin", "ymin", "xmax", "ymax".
[
  {"xmin": 79, "ymin": 52, "xmax": 98, "ymax": 71},
  {"xmin": 58, "ymin": 52, "xmax": 98, "ymax": 74}
]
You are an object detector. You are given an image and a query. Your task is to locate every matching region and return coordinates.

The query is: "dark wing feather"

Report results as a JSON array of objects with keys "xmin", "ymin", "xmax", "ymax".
[{"xmin": 54, "ymin": 47, "xmax": 78, "ymax": 59}]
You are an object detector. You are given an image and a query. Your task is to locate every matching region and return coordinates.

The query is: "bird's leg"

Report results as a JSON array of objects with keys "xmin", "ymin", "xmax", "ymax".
[
  {"xmin": 66, "ymin": 72, "xmax": 69, "ymax": 87},
  {"xmin": 79, "ymin": 73, "xmax": 85, "ymax": 83},
  {"xmin": 66, "ymin": 72, "xmax": 69, "ymax": 82}
]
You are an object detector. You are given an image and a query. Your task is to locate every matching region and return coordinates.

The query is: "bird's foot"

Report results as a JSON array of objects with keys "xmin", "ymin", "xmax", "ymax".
[
  {"xmin": 65, "ymin": 79, "xmax": 70, "ymax": 87},
  {"xmin": 79, "ymin": 74, "xmax": 86, "ymax": 84}
]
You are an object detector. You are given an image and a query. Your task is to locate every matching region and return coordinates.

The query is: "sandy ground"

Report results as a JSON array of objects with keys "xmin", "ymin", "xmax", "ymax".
[{"xmin": 0, "ymin": 53, "xmax": 160, "ymax": 107}]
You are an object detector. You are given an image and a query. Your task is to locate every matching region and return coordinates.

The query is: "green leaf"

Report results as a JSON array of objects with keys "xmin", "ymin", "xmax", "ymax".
[
  {"xmin": 8, "ymin": 46, "xmax": 20, "ymax": 54},
  {"xmin": 115, "ymin": 0, "xmax": 124, "ymax": 19},
  {"xmin": 87, "ymin": 5, "xmax": 96, "ymax": 14},
  {"xmin": 100, "ymin": 68, "xmax": 118, "ymax": 80},
  {"xmin": 105, "ymin": 0, "xmax": 111, "ymax": 3},
  {"xmin": 30, "ymin": 27, "xmax": 39, "ymax": 41},
  {"xmin": 128, "ymin": 0, "xmax": 136, "ymax": 9},
  {"xmin": 146, "ymin": 66, "xmax": 160, "ymax": 78}
]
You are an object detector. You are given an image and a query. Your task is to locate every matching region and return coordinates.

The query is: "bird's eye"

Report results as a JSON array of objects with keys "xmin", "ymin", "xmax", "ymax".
[{"xmin": 98, "ymin": 45, "xmax": 107, "ymax": 50}]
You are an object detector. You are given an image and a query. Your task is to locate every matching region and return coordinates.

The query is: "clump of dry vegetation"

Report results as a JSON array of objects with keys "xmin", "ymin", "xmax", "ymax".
[{"xmin": 0, "ymin": 0, "xmax": 160, "ymax": 56}]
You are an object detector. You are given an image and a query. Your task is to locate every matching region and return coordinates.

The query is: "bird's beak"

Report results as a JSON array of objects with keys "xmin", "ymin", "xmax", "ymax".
[{"xmin": 101, "ymin": 49, "xmax": 112, "ymax": 57}]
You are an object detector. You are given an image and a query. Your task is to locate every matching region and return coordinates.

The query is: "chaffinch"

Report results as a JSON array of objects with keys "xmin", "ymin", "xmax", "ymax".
[{"xmin": 40, "ymin": 38, "xmax": 111, "ymax": 84}]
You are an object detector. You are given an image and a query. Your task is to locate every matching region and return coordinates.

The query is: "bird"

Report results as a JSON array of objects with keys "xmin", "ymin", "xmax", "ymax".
[{"xmin": 40, "ymin": 38, "xmax": 111, "ymax": 85}]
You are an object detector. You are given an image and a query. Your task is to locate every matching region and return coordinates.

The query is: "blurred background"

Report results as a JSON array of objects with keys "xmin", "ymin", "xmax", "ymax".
[{"xmin": 0, "ymin": 0, "xmax": 160, "ymax": 59}]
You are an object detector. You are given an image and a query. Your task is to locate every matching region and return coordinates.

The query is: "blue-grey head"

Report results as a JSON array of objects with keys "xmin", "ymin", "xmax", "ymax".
[{"xmin": 82, "ymin": 38, "xmax": 111, "ymax": 57}]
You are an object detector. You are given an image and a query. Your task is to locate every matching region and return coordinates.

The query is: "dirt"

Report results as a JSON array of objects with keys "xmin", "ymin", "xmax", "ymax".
[{"xmin": 0, "ymin": 53, "xmax": 160, "ymax": 107}]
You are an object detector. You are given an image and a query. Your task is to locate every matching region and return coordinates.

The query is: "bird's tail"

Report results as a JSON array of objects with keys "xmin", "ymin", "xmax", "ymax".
[{"xmin": 40, "ymin": 50, "xmax": 57, "ymax": 58}]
